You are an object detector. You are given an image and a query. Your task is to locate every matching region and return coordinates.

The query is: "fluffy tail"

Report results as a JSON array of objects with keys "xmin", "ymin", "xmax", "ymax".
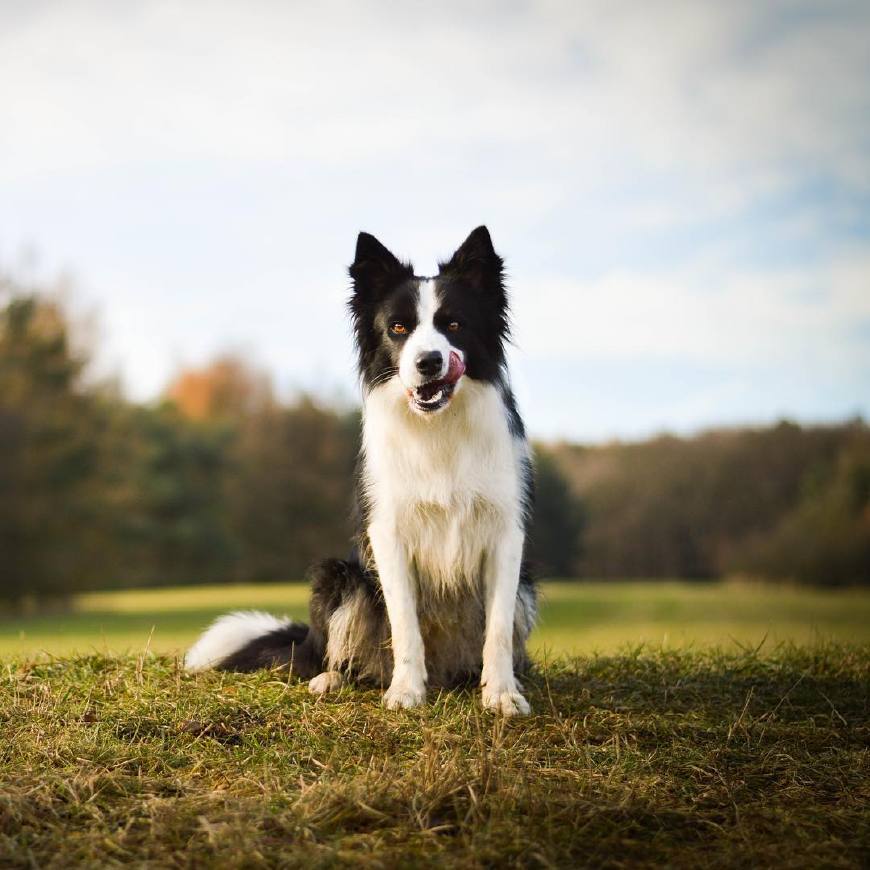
[{"xmin": 184, "ymin": 610, "xmax": 323, "ymax": 678}]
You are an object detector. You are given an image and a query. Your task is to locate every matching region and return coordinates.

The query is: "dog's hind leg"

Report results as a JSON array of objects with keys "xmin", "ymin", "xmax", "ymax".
[
  {"xmin": 512, "ymin": 566, "xmax": 538, "ymax": 676},
  {"xmin": 307, "ymin": 557, "xmax": 391, "ymax": 689},
  {"xmin": 308, "ymin": 670, "xmax": 345, "ymax": 694}
]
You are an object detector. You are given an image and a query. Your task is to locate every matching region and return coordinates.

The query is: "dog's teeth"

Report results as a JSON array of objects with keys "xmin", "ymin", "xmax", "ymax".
[
  {"xmin": 420, "ymin": 390, "xmax": 443, "ymax": 405},
  {"xmin": 413, "ymin": 383, "xmax": 451, "ymax": 410}
]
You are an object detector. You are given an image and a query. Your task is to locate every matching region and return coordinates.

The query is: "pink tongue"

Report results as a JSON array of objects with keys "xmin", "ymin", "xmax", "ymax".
[{"xmin": 446, "ymin": 351, "xmax": 465, "ymax": 383}]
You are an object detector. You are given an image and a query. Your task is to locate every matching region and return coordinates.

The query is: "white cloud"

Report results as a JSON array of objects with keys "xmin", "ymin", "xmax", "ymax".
[
  {"xmin": 1, "ymin": 2, "xmax": 867, "ymax": 187},
  {"xmin": 512, "ymin": 248, "xmax": 870, "ymax": 371}
]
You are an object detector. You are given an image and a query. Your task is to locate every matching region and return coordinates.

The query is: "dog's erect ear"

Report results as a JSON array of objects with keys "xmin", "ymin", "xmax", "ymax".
[
  {"xmin": 349, "ymin": 232, "xmax": 413, "ymax": 299},
  {"xmin": 438, "ymin": 225, "xmax": 504, "ymax": 293},
  {"xmin": 445, "ymin": 225, "xmax": 496, "ymax": 264}
]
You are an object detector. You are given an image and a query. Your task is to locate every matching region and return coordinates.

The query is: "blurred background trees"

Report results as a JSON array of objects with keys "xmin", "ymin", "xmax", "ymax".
[
  {"xmin": 1, "ymin": 275, "xmax": 868, "ymax": 606},
  {"xmin": 0, "ymin": 291, "xmax": 103, "ymax": 605},
  {"xmin": 550, "ymin": 422, "xmax": 870, "ymax": 584}
]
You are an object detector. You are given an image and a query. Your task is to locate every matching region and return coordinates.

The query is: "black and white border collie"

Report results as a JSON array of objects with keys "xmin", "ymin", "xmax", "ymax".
[{"xmin": 185, "ymin": 226, "xmax": 536, "ymax": 716}]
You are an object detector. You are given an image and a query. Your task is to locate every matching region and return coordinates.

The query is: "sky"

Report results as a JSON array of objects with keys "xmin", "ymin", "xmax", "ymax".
[{"xmin": 1, "ymin": 0, "xmax": 868, "ymax": 441}]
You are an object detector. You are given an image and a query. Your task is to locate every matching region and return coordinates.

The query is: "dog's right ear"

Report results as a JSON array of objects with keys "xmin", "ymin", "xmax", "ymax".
[{"xmin": 349, "ymin": 232, "xmax": 413, "ymax": 300}]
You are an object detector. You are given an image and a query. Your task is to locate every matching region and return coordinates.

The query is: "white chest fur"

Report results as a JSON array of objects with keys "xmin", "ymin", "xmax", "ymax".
[{"xmin": 362, "ymin": 379, "xmax": 527, "ymax": 596}]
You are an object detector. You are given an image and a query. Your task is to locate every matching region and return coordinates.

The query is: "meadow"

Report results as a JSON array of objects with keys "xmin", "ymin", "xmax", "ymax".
[
  {"xmin": 1, "ymin": 644, "xmax": 867, "ymax": 866},
  {"xmin": 2, "ymin": 580, "xmax": 870, "ymax": 659},
  {"xmin": 2, "ymin": 582, "xmax": 869, "ymax": 867}
]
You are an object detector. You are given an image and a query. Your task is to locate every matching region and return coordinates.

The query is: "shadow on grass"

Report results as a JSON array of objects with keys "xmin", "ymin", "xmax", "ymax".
[{"xmin": 526, "ymin": 646, "xmax": 869, "ymax": 735}]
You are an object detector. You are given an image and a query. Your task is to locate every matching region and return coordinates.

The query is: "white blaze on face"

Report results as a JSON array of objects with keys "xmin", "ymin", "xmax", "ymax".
[{"xmin": 398, "ymin": 279, "xmax": 451, "ymax": 389}]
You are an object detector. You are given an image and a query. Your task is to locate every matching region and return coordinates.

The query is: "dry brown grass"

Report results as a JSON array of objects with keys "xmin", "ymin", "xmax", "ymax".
[{"xmin": 1, "ymin": 644, "xmax": 868, "ymax": 867}]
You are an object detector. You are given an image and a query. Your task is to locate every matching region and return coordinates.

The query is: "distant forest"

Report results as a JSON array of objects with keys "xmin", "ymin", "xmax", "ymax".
[{"xmin": 1, "ymin": 276, "xmax": 868, "ymax": 604}]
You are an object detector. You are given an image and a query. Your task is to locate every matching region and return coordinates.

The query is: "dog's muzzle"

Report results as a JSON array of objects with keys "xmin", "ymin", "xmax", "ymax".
[{"xmin": 408, "ymin": 351, "xmax": 465, "ymax": 413}]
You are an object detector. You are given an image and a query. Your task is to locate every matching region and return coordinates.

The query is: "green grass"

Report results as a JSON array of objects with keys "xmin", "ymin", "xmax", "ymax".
[
  {"xmin": 1, "ymin": 645, "xmax": 867, "ymax": 867},
  {"xmin": 2, "ymin": 580, "xmax": 869, "ymax": 659}
]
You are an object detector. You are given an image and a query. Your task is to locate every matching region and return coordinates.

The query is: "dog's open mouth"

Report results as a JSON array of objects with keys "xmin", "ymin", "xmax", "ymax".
[
  {"xmin": 409, "ymin": 352, "xmax": 465, "ymax": 413},
  {"xmin": 413, "ymin": 378, "xmax": 457, "ymax": 412}
]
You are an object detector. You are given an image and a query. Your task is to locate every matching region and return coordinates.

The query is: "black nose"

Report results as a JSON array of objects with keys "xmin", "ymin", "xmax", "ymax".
[{"xmin": 415, "ymin": 350, "xmax": 443, "ymax": 377}]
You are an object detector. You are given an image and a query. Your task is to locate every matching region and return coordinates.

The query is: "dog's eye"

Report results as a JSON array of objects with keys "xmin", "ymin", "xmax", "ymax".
[
  {"xmin": 448, "ymin": 321, "xmax": 461, "ymax": 332},
  {"xmin": 389, "ymin": 322, "xmax": 408, "ymax": 336}
]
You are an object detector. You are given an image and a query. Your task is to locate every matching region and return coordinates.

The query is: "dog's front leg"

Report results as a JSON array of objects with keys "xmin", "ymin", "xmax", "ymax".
[
  {"xmin": 369, "ymin": 521, "xmax": 427, "ymax": 709},
  {"xmin": 481, "ymin": 524, "xmax": 530, "ymax": 716}
]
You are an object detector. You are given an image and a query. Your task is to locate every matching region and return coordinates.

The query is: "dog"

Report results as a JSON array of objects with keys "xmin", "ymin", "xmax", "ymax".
[{"xmin": 185, "ymin": 226, "xmax": 536, "ymax": 715}]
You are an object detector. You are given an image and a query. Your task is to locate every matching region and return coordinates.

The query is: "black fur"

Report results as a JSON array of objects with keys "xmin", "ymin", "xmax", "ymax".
[
  {"xmin": 213, "ymin": 558, "xmax": 383, "ymax": 678},
  {"xmin": 348, "ymin": 233, "xmax": 415, "ymax": 383},
  {"xmin": 217, "ymin": 621, "xmax": 322, "ymax": 678},
  {"xmin": 436, "ymin": 225, "xmax": 510, "ymax": 383}
]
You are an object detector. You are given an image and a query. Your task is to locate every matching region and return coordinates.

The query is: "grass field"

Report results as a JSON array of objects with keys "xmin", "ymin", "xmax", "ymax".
[
  {"xmin": 2, "ymin": 583, "xmax": 869, "ymax": 866},
  {"xmin": 2, "ymin": 580, "xmax": 870, "ymax": 659},
  {"xmin": 1, "ymin": 645, "xmax": 867, "ymax": 866}
]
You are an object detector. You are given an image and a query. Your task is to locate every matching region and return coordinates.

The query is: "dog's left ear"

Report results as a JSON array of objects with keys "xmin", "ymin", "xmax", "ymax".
[{"xmin": 438, "ymin": 225, "xmax": 504, "ymax": 294}]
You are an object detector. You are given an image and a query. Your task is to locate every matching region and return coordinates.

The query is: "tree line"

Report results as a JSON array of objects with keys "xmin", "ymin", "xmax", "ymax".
[
  {"xmin": 1, "ymin": 277, "xmax": 867, "ymax": 605},
  {"xmin": 551, "ymin": 420, "xmax": 870, "ymax": 585}
]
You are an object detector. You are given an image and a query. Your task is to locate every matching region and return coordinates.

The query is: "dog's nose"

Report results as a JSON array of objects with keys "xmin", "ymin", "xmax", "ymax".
[{"xmin": 415, "ymin": 351, "xmax": 443, "ymax": 378}]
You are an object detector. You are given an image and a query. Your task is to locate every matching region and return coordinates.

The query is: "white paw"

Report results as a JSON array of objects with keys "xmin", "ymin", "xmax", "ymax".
[
  {"xmin": 382, "ymin": 680, "xmax": 425, "ymax": 710},
  {"xmin": 308, "ymin": 671, "xmax": 344, "ymax": 695},
  {"xmin": 481, "ymin": 686, "xmax": 531, "ymax": 717}
]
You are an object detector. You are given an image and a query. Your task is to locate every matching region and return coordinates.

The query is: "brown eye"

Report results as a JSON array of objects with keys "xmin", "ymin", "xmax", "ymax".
[
  {"xmin": 448, "ymin": 321, "xmax": 461, "ymax": 332},
  {"xmin": 390, "ymin": 322, "xmax": 408, "ymax": 336}
]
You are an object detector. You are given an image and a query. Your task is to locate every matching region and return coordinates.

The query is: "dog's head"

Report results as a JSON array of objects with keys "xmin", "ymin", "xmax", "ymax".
[{"xmin": 349, "ymin": 226, "xmax": 509, "ymax": 415}]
